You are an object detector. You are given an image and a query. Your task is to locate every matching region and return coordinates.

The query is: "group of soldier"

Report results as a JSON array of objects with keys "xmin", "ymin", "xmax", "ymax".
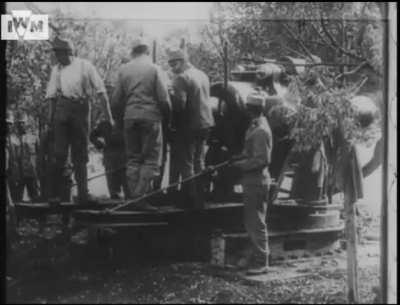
[{"xmin": 5, "ymin": 36, "xmax": 278, "ymax": 275}]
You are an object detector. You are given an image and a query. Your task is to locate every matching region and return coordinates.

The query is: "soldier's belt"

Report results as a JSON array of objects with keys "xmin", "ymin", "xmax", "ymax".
[{"xmin": 57, "ymin": 95, "xmax": 87, "ymax": 104}]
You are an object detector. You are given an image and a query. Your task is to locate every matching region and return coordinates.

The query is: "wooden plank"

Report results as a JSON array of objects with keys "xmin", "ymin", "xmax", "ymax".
[
  {"xmin": 86, "ymin": 222, "xmax": 169, "ymax": 228},
  {"xmin": 223, "ymin": 225, "xmax": 344, "ymax": 238},
  {"xmin": 344, "ymin": 191, "xmax": 359, "ymax": 303}
]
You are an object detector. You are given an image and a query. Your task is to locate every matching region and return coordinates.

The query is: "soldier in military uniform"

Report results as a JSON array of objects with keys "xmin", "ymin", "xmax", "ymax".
[
  {"xmin": 111, "ymin": 37, "xmax": 171, "ymax": 211},
  {"xmin": 232, "ymin": 91, "xmax": 273, "ymax": 275},
  {"xmin": 37, "ymin": 126, "xmax": 73, "ymax": 202},
  {"xmin": 167, "ymin": 47, "xmax": 215, "ymax": 209},
  {"xmin": 7, "ymin": 114, "xmax": 40, "ymax": 202},
  {"xmin": 45, "ymin": 37, "xmax": 114, "ymax": 205}
]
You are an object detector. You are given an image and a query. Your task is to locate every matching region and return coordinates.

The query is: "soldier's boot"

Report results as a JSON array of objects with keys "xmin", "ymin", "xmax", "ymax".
[
  {"xmin": 246, "ymin": 253, "xmax": 269, "ymax": 275},
  {"xmin": 48, "ymin": 164, "xmax": 63, "ymax": 205},
  {"xmin": 61, "ymin": 175, "xmax": 73, "ymax": 202},
  {"xmin": 131, "ymin": 168, "xmax": 159, "ymax": 212}
]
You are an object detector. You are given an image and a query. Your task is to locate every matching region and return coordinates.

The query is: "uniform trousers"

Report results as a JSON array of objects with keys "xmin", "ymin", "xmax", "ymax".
[
  {"xmin": 124, "ymin": 118, "xmax": 162, "ymax": 198},
  {"xmin": 103, "ymin": 150, "xmax": 129, "ymax": 198},
  {"xmin": 242, "ymin": 184, "xmax": 270, "ymax": 265},
  {"xmin": 51, "ymin": 98, "xmax": 89, "ymax": 201},
  {"xmin": 169, "ymin": 129, "xmax": 208, "ymax": 209}
]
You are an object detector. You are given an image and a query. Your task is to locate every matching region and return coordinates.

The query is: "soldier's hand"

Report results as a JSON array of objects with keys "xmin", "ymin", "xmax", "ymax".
[
  {"xmin": 230, "ymin": 154, "xmax": 245, "ymax": 163},
  {"xmin": 93, "ymin": 139, "xmax": 105, "ymax": 150},
  {"xmin": 166, "ymin": 126, "xmax": 177, "ymax": 142},
  {"xmin": 205, "ymin": 165, "xmax": 216, "ymax": 173},
  {"xmin": 108, "ymin": 118, "xmax": 116, "ymax": 129}
]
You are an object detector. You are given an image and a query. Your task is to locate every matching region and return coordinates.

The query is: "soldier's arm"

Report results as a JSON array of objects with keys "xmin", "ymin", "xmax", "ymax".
[
  {"xmin": 171, "ymin": 74, "xmax": 188, "ymax": 112},
  {"xmin": 86, "ymin": 61, "xmax": 114, "ymax": 125},
  {"xmin": 111, "ymin": 70, "xmax": 125, "ymax": 122},
  {"xmin": 234, "ymin": 130, "xmax": 272, "ymax": 172},
  {"xmin": 89, "ymin": 125, "xmax": 105, "ymax": 150},
  {"xmin": 155, "ymin": 67, "xmax": 172, "ymax": 125},
  {"xmin": 45, "ymin": 67, "xmax": 58, "ymax": 124},
  {"xmin": 362, "ymin": 137, "xmax": 383, "ymax": 177},
  {"xmin": 89, "ymin": 125, "xmax": 101, "ymax": 144}
]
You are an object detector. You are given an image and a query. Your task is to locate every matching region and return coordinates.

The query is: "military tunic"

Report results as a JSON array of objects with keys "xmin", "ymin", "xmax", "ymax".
[
  {"xmin": 111, "ymin": 55, "xmax": 171, "ymax": 198},
  {"xmin": 234, "ymin": 115, "xmax": 273, "ymax": 263},
  {"xmin": 7, "ymin": 133, "xmax": 39, "ymax": 202},
  {"xmin": 169, "ymin": 64, "xmax": 215, "ymax": 208}
]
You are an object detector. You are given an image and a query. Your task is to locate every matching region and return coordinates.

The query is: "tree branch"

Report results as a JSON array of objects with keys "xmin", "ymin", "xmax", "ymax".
[
  {"xmin": 309, "ymin": 22, "xmax": 337, "ymax": 51},
  {"xmin": 205, "ymin": 25, "xmax": 225, "ymax": 61},
  {"xmin": 319, "ymin": 13, "xmax": 365, "ymax": 62},
  {"xmin": 319, "ymin": 11, "xmax": 382, "ymax": 78},
  {"xmin": 280, "ymin": 22, "xmax": 317, "ymax": 62},
  {"xmin": 334, "ymin": 61, "xmax": 369, "ymax": 81},
  {"xmin": 346, "ymin": 76, "xmax": 369, "ymax": 95},
  {"xmin": 279, "ymin": 44, "xmax": 309, "ymax": 59}
]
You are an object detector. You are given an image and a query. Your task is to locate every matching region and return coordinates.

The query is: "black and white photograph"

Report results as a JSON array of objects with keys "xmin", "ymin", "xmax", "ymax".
[{"xmin": 2, "ymin": 2, "xmax": 397, "ymax": 304}]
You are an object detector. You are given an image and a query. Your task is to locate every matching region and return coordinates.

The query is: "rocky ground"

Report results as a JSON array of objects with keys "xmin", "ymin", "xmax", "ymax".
[{"xmin": 6, "ymin": 142, "xmax": 383, "ymax": 304}]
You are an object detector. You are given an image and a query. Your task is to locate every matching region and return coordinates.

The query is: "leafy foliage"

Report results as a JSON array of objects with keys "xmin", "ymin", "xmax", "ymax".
[
  {"xmin": 206, "ymin": 2, "xmax": 384, "ymax": 89},
  {"xmin": 6, "ymin": 3, "xmax": 383, "ymax": 149}
]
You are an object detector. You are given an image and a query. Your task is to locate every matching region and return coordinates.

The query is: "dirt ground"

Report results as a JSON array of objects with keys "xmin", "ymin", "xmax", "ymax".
[
  {"xmin": 7, "ymin": 142, "xmax": 383, "ymax": 304},
  {"xmin": 6, "ymin": 219, "xmax": 381, "ymax": 304}
]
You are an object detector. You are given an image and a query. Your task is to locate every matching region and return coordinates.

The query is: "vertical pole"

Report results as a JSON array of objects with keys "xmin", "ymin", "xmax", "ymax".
[
  {"xmin": 223, "ymin": 40, "xmax": 228, "ymax": 90},
  {"xmin": 218, "ymin": 40, "xmax": 228, "ymax": 115},
  {"xmin": 341, "ymin": 17, "xmax": 347, "ymax": 87},
  {"xmin": 386, "ymin": 4, "xmax": 397, "ymax": 303},
  {"xmin": 380, "ymin": 2, "xmax": 389, "ymax": 303},
  {"xmin": 152, "ymin": 39, "xmax": 157, "ymax": 64},
  {"xmin": 345, "ymin": 188, "xmax": 359, "ymax": 303}
]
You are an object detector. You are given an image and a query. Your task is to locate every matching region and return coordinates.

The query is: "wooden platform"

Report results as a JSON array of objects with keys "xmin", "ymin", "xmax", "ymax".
[{"xmin": 14, "ymin": 200, "xmax": 343, "ymax": 232}]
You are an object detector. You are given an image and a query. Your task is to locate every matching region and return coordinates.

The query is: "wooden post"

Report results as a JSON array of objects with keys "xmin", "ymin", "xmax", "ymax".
[
  {"xmin": 223, "ymin": 40, "xmax": 228, "ymax": 90},
  {"xmin": 152, "ymin": 39, "xmax": 157, "ymax": 64},
  {"xmin": 341, "ymin": 17, "xmax": 346, "ymax": 87},
  {"xmin": 380, "ymin": 2, "xmax": 391, "ymax": 303},
  {"xmin": 344, "ymin": 189, "xmax": 359, "ymax": 303},
  {"xmin": 386, "ymin": 4, "xmax": 397, "ymax": 303}
]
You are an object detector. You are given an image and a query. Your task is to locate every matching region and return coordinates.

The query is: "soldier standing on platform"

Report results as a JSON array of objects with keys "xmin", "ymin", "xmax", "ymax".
[
  {"xmin": 7, "ymin": 113, "xmax": 40, "ymax": 203},
  {"xmin": 232, "ymin": 91, "xmax": 273, "ymax": 275},
  {"xmin": 111, "ymin": 37, "xmax": 171, "ymax": 211},
  {"xmin": 167, "ymin": 47, "xmax": 215, "ymax": 209},
  {"xmin": 37, "ymin": 126, "xmax": 73, "ymax": 202},
  {"xmin": 45, "ymin": 37, "xmax": 114, "ymax": 205}
]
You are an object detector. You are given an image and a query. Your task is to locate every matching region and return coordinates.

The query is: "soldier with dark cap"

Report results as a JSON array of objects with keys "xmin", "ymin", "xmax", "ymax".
[
  {"xmin": 45, "ymin": 37, "xmax": 114, "ymax": 205},
  {"xmin": 7, "ymin": 113, "xmax": 40, "ymax": 202},
  {"xmin": 232, "ymin": 91, "xmax": 273, "ymax": 275},
  {"xmin": 167, "ymin": 47, "xmax": 215, "ymax": 209},
  {"xmin": 111, "ymin": 37, "xmax": 171, "ymax": 211}
]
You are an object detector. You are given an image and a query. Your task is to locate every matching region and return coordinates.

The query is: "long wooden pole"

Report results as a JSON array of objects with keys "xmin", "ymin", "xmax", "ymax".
[
  {"xmin": 345, "ymin": 188, "xmax": 359, "ymax": 303},
  {"xmin": 380, "ymin": 2, "xmax": 390, "ymax": 303},
  {"xmin": 223, "ymin": 40, "xmax": 228, "ymax": 90},
  {"xmin": 386, "ymin": 5, "xmax": 397, "ymax": 303}
]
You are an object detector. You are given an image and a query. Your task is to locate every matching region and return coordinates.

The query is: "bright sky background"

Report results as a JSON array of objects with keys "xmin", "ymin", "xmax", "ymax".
[{"xmin": 6, "ymin": 2, "xmax": 213, "ymax": 38}]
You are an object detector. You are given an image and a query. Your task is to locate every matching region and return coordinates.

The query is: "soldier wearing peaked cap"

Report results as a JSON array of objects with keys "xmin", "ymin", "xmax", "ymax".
[
  {"xmin": 167, "ymin": 46, "xmax": 215, "ymax": 210},
  {"xmin": 111, "ymin": 36, "xmax": 171, "ymax": 211},
  {"xmin": 232, "ymin": 91, "xmax": 273, "ymax": 275},
  {"xmin": 7, "ymin": 112, "xmax": 40, "ymax": 202},
  {"xmin": 45, "ymin": 36, "xmax": 114, "ymax": 205}
]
